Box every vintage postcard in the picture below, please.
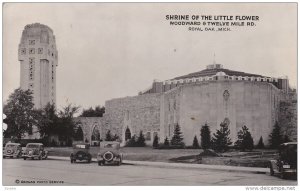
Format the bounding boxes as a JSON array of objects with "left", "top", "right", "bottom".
[{"left": 2, "top": 2, "right": 298, "bottom": 189}]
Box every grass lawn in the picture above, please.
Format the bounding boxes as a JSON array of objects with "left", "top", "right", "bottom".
[
  {"left": 46, "top": 146, "right": 202, "bottom": 162},
  {"left": 46, "top": 146, "right": 277, "bottom": 167}
]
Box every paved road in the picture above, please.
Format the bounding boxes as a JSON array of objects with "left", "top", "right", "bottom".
[{"left": 2, "top": 158, "right": 297, "bottom": 186}]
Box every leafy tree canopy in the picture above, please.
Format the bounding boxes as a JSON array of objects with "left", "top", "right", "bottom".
[
  {"left": 80, "top": 106, "right": 105, "bottom": 117},
  {"left": 3, "top": 88, "right": 38, "bottom": 139}
]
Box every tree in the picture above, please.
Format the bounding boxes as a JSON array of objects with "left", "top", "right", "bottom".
[
  {"left": 152, "top": 134, "right": 159, "bottom": 148},
  {"left": 112, "top": 134, "right": 119, "bottom": 141},
  {"left": 269, "top": 122, "right": 283, "bottom": 149},
  {"left": 80, "top": 106, "right": 105, "bottom": 117},
  {"left": 125, "top": 135, "right": 137, "bottom": 147},
  {"left": 200, "top": 123, "right": 211, "bottom": 150},
  {"left": 164, "top": 137, "right": 170, "bottom": 146},
  {"left": 192, "top": 135, "right": 200, "bottom": 149},
  {"left": 171, "top": 123, "right": 184, "bottom": 146},
  {"left": 3, "top": 88, "right": 38, "bottom": 140},
  {"left": 234, "top": 125, "right": 254, "bottom": 151},
  {"left": 211, "top": 122, "right": 232, "bottom": 152},
  {"left": 283, "top": 135, "right": 291, "bottom": 143},
  {"left": 105, "top": 130, "right": 113, "bottom": 141},
  {"left": 56, "top": 104, "right": 80, "bottom": 146},
  {"left": 36, "top": 103, "right": 59, "bottom": 141},
  {"left": 256, "top": 136, "right": 265, "bottom": 149},
  {"left": 136, "top": 131, "right": 146, "bottom": 147}
]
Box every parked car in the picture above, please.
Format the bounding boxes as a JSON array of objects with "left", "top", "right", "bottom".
[
  {"left": 23, "top": 143, "right": 48, "bottom": 160},
  {"left": 270, "top": 142, "right": 297, "bottom": 179},
  {"left": 3, "top": 143, "right": 22, "bottom": 158},
  {"left": 97, "top": 141, "right": 123, "bottom": 166},
  {"left": 70, "top": 143, "right": 92, "bottom": 163}
]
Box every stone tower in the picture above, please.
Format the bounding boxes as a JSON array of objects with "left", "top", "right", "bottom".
[{"left": 18, "top": 23, "right": 58, "bottom": 109}]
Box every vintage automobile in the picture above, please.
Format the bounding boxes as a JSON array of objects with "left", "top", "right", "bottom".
[
  {"left": 97, "top": 141, "right": 123, "bottom": 166},
  {"left": 270, "top": 142, "right": 297, "bottom": 179},
  {"left": 23, "top": 143, "right": 48, "bottom": 160},
  {"left": 70, "top": 143, "right": 92, "bottom": 163},
  {"left": 3, "top": 143, "right": 22, "bottom": 158}
]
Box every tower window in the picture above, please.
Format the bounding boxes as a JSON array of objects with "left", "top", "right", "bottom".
[
  {"left": 29, "top": 58, "right": 35, "bottom": 80},
  {"left": 29, "top": 83, "right": 34, "bottom": 89},
  {"left": 21, "top": 48, "right": 26, "bottom": 55},
  {"left": 29, "top": 48, "right": 35, "bottom": 54},
  {"left": 29, "top": 40, "right": 35, "bottom": 45},
  {"left": 38, "top": 48, "right": 43, "bottom": 54}
]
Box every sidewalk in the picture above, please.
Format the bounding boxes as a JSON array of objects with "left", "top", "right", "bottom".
[{"left": 48, "top": 156, "right": 269, "bottom": 174}]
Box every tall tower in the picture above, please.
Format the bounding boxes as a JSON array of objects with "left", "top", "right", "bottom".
[{"left": 18, "top": 23, "right": 58, "bottom": 109}]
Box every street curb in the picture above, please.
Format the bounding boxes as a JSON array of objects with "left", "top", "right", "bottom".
[{"left": 48, "top": 156, "right": 269, "bottom": 174}]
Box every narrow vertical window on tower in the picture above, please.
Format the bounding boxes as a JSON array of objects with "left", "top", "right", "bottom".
[
  {"left": 52, "top": 63, "right": 54, "bottom": 81},
  {"left": 29, "top": 58, "right": 35, "bottom": 80}
]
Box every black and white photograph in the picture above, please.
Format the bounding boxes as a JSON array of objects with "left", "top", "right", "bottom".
[{"left": 1, "top": 2, "right": 298, "bottom": 189}]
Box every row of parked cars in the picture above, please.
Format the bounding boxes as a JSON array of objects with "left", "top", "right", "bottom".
[
  {"left": 3, "top": 141, "right": 297, "bottom": 178},
  {"left": 3, "top": 141, "right": 123, "bottom": 166}
]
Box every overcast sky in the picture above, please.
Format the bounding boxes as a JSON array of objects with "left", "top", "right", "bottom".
[{"left": 3, "top": 3, "right": 297, "bottom": 111}]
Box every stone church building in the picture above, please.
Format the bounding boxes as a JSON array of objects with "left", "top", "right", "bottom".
[{"left": 76, "top": 64, "right": 296, "bottom": 146}]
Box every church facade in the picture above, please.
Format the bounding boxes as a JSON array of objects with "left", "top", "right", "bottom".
[{"left": 77, "top": 64, "right": 296, "bottom": 146}]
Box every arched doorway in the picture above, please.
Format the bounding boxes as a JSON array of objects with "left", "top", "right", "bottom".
[
  {"left": 74, "top": 126, "right": 84, "bottom": 141},
  {"left": 91, "top": 125, "right": 100, "bottom": 146},
  {"left": 125, "top": 127, "right": 131, "bottom": 141}
]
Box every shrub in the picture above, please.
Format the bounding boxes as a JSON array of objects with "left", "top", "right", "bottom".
[
  {"left": 269, "top": 121, "right": 283, "bottom": 149},
  {"left": 136, "top": 131, "right": 146, "bottom": 147},
  {"left": 256, "top": 136, "right": 265, "bottom": 149},
  {"left": 192, "top": 135, "right": 200, "bottom": 149},
  {"left": 200, "top": 123, "right": 211, "bottom": 149},
  {"left": 171, "top": 123, "right": 185, "bottom": 147},
  {"left": 211, "top": 122, "right": 232, "bottom": 152},
  {"left": 125, "top": 131, "right": 146, "bottom": 147},
  {"left": 234, "top": 125, "right": 254, "bottom": 151},
  {"left": 112, "top": 134, "right": 119, "bottom": 141},
  {"left": 152, "top": 134, "right": 159, "bottom": 148},
  {"left": 164, "top": 137, "right": 170, "bottom": 146},
  {"left": 125, "top": 135, "right": 137, "bottom": 147},
  {"left": 105, "top": 130, "right": 113, "bottom": 141}
]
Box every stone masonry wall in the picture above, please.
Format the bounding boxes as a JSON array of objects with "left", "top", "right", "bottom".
[{"left": 105, "top": 93, "right": 161, "bottom": 145}]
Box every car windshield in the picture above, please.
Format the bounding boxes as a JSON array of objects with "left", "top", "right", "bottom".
[
  {"left": 74, "top": 144, "right": 88, "bottom": 149},
  {"left": 6, "top": 144, "right": 17, "bottom": 148},
  {"left": 27, "top": 144, "right": 39, "bottom": 148}
]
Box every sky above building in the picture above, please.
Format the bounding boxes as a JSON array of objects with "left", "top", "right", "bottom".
[{"left": 3, "top": 3, "right": 297, "bottom": 111}]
